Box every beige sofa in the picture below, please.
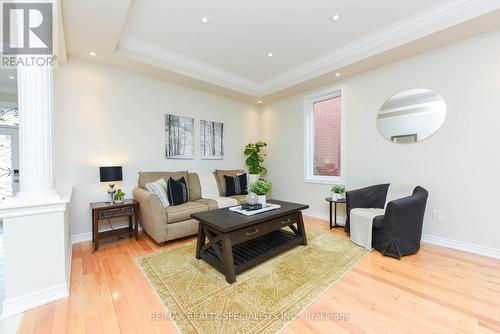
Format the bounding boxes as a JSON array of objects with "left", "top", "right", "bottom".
[{"left": 133, "top": 169, "right": 247, "bottom": 244}]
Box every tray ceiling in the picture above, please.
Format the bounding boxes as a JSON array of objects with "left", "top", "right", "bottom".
[{"left": 62, "top": 0, "right": 500, "bottom": 103}]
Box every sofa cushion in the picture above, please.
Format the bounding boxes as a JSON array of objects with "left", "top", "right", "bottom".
[
  {"left": 229, "top": 195, "right": 247, "bottom": 205},
  {"left": 166, "top": 177, "right": 189, "bottom": 206},
  {"left": 144, "top": 178, "right": 170, "bottom": 208},
  {"left": 224, "top": 173, "right": 248, "bottom": 196},
  {"left": 215, "top": 169, "right": 245, "bottom": 196},
  {"left": 187, "top": 173, "right": 202, "bottom": 200},
  {"left": 192, "top": 198, "right": 219, "bottom": 210},
  {"left": 138, "top": 171, "right": 187, "bottom": 189},
  {"left": 166, "top": 201, "right": 208, "bottom": 224}
]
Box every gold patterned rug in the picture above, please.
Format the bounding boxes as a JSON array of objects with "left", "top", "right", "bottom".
[{"left": 137, "top": 229, "right": 368, "bottom": 334}]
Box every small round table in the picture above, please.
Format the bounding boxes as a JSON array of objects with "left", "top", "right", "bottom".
[{"left": 325, "top": 197, "right": 346, "bottom": 229}]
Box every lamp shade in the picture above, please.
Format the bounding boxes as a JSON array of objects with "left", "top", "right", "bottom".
[{"left": 99, "top": 166, "right": 122, "bottom": 182}]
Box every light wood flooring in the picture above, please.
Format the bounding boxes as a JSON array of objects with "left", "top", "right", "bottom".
[{"left": 17, "top": 217, "right": 500, "bottom": 334}]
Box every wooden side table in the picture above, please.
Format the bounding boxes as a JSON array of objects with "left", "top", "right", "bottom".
[
  {"left": 325, "top": 197, "right": 346, "bottom": 229},
  {"left": 90, "top": 199, "right": 139, "bottom": 251}
]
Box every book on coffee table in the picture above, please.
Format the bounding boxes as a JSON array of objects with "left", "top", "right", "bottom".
[{"left": 229, "top": 203, "right": 281, "bottom": 216}]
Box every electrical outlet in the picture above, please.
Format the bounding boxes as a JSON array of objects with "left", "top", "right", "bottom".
[
  {"left": 94, "top": 144, "right": 105, "bottom": 153},
  {"left": 432, "top": 210, "right": 442, "bottom": 221}
]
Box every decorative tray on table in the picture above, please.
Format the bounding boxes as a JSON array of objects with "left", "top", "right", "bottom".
[{"left": 229, "top": 203, "right": 281, "bottom": 216}]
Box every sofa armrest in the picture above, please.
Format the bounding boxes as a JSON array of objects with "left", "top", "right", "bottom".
[
  {"left": 133, "top": 187, "right": 168, "bottom": 243},
  {"left": 345, "top": 184, "right": 389, "bottom": 232}
]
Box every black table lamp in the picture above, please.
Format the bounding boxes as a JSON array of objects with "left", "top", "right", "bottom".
[{"left": 99, "top": 166, "right": 123, "bottom": 203}]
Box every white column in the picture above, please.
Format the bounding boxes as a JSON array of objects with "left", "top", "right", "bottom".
[
  {"left": 0, "top": 64, "right": 72, "bottom": 317},
  {"left": 15, "top": 64, "right": 59, "bottom": 200}
]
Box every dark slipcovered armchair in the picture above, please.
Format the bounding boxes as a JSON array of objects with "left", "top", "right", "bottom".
[{"left": 345, "top": 184, "right": 428, "bottom": 258}]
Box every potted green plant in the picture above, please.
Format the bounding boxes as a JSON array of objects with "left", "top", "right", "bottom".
[
  {"left": 248, "top": 179, "right": 272, "bottom": 206},
  {"left": 114, "top": 189, "right": 126, "bottom": 203},
  {"left": 244, "top": 141, "right": 267, "bottom": 184},
  {"left": 331, "top": 185, "right": 345, "bottom": 200}
]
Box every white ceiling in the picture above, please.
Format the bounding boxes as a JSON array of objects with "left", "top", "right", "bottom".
[
  {"left": 61, "top": 0, "right": 500, "bottom": 104},
  {"left": 121, "top": 0, "right": 439, "bottom": 82}
]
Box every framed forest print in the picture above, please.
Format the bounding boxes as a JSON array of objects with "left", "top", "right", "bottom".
[
  {"left": 200, "top": 120, "right": 224, "bottom": 160},
  {"left": 165, "top": 114, "right": 194, "bottom": 159}
]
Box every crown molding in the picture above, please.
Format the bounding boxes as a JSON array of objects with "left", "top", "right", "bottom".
[
  {"left": 259, "top": 0, "right": 500, "bottom": 95},
  {"left": 117, "top": 38, "right": 261, "bottom": 96},
  {"left": 115, "top": 0, "right": 500, "bottom": 98}
]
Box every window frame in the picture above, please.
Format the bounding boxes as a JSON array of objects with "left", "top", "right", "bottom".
[{"left": 303, "top": 85, "right": 346, "bottom": 185}]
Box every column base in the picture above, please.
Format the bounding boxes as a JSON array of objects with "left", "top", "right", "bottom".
[
  {"left": 0, "top": 187, "right": 73, "bottom": 318},
  {"left": 4, "top": 192, "right": 60, "bottom": 207},
  {"left": 1, "top": 186, "right": 72, "bottom": 211}
]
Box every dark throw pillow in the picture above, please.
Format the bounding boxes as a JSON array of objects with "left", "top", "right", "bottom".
[
  {"left": 224, "top": 173, "right": 248, "bottom": 196},
  {"left": 166, "top": 177, "right": 189, "bottom": 206}
]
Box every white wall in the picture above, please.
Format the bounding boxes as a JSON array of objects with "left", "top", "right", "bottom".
[
  {"left": 54, "top": 58, "right": 260, "bottom": 236},
  {"left": 261, "top": 29, "right": 500, "bottom": 251}
]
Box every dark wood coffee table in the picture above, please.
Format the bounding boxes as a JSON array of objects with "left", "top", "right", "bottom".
[{"left": 192, "top": 200, "right": 309, "bottom": 284}]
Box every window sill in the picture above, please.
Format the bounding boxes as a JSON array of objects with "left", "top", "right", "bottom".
[{"left": 304, "top": 176, "right": 343, "bottom": 185}]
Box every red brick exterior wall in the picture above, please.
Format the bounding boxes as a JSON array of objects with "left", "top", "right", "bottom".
[{"left": 313, "top": 96, "right": 341, "bottom": 176}]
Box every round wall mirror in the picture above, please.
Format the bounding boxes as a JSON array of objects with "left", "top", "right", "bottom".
[{"left": 377, "top": 89, "right": 446, "bottom": 144}]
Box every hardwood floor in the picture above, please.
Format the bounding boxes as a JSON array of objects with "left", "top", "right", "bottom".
[{"left": 18, "top": 216, "right": 500, "bottom": 334}]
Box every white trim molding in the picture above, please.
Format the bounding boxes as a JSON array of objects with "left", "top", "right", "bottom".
[
  {"left": 70, "top": 223, "right": 143, "bottom": 245},
  {"left": 1, "top": 284, "right": 69, "bottom": 319},
  {"left": 260, "top": 0, "right": 500, "bottom": 95},
  {"left": 303, "top": 212, "right": 499, "bottom": 259},
  {"left": 117, "top": 38, "right": 261, "bottom": 96},
  {"left": 303, "top": 85, "right": 346, "bottom": 185},
  {"left": 0, "top": 199, "right": 69, "bottom": 218},
  {"left": 71, "top": 232, "right": 93, "bottom": 244},
  {"left": 303, "top": 209, "right": 346, "bottom": 226},
  {"left": 422, "top": 234, "right": 500, "bottom": 259},
  {"left": 114, "top": 0, "right": 500, "bottom": 97}
]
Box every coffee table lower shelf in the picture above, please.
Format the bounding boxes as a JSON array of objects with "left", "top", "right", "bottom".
[
  {"left": 193, "top": 201, "right": 309, "bottom": 284},
  {"left": 200, "top": 229, "right": 302, "bottom": 278}
]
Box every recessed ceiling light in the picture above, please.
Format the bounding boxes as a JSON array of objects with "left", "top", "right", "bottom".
[
  {"left": 89, "top": 51, "right": 97, "bottom": 57},
  {"left": 332, "top": 13, "right": 341, "bottom": 21},
  {"left": 8, "top": 75, "right": 15, "bottom": 80},
  {"left": 267, "top": 52, "right": 273, "bottom": 57},
  {"left": 335, "top": 72, "right": 341, "bottom": 77},
  {"left": 201, "top": 16, "right": 209, "bottom": 23},
  {"left": 258, "top": 100, "right": 262, "bottom": 104}
]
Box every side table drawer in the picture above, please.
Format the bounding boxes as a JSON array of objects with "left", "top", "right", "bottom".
[{"left": 98, "top": 206, "right": 134, "bottom": 219}]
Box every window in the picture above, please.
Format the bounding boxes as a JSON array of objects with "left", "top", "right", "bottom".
[
  {"left": 304, "top": 87, "right": 344, "bottom": 184},
  {"left": 0, "top": 106, "right": 18, "bottom": 201}
]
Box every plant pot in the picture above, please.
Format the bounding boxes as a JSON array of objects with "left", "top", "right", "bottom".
[
  {"left": 248, "top": 173, "right": 260, "bottom": 184},
  {"left": 331, "top": 192, "right": 343, "bottom": 200},
  {"left": 257, "top": 195, "right": 267, "bottom": 206}
]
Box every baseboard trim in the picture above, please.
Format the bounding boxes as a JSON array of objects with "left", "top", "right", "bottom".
[
  {"left": 66, "top": 238, "right": 73, "bottom": 288},
  {"left": 303, "top": 211, "right": 500, "bottom": 259},
  {"left": 303, "top": 209, "right": 346, "bottom": 226},
  {"left": 1, "top": 283, "right": 69, "bottom": 319},
  {"left": 70, "top": 232, "right": 92, "bottom": 244},
  {"left": 421, "top": 234, "right": 500, "bottom": 259},
  {"left": 70, "top": 225, "right": 143, "bottom": 245}
]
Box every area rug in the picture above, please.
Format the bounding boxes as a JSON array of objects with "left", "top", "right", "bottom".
[{"left": 137, "top": 229, "right": 368, "bottom": 334}]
